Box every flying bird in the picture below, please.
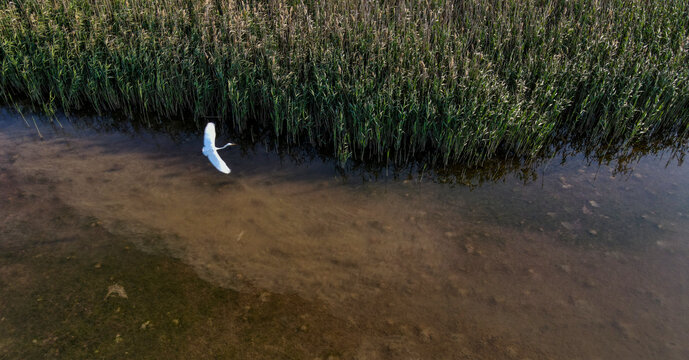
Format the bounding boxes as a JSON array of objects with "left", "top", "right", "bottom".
[{"left": 202, "top": 122, "right": 235, "bottom": 174}]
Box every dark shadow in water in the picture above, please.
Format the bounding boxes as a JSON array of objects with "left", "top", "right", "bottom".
[{"left": 6, "top": 106, "right": 688, "bottom": 188}]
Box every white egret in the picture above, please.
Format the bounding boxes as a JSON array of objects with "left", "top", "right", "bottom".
[{"left": 202, "top": 122, "right": 235, "bottom": 174}]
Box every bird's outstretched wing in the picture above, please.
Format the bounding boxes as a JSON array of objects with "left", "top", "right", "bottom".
[
  {"left": 206, "top": 148, "right": 231, "bottom": 174},
  {"left": 203, "top": 122, "right": 232, "bottom": 174},
  {"left": 204, "top": 122, "right": 216, "bottom": 149}
]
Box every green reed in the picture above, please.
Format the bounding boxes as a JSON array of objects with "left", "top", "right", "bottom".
[{"left": 1, "top": 0, "right": 688, "bottom": 166}]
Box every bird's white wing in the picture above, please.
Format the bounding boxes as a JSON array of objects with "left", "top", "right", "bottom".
[
  {"left": 204, "top": 122, "right": 216, "bottom": 149},
  {"left": 206, "top": 148, "right": 231, "bottom": 174}
]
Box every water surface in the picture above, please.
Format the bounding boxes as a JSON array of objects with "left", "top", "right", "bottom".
[{"left": 1, "top": 109, "right": 689, "bottom": 359}]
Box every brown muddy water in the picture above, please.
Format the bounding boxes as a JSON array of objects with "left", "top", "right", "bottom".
[{"left": 1, "top": 109, "right": 689, "bottom": 360}]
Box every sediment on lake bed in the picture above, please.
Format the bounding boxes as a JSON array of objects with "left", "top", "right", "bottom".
[{"left": 1, "top": 0, "right": 688, "bottom": 167}]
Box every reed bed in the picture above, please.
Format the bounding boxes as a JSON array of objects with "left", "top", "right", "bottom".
[{"left": 1, "top": 0, "right": 688, "bottom": 166}]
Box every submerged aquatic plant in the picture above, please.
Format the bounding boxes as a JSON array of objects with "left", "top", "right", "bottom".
[{"left": 0, "top": 0, "right": 688, "bottom": 168}]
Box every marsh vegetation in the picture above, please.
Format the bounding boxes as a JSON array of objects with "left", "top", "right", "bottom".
[{"left": 1, "top": 0, "right": 688, "bottom": 167}]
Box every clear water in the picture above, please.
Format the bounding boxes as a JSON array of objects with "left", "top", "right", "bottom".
[{"left": 1, "top": 109, "right": 689, "bottom": 359}]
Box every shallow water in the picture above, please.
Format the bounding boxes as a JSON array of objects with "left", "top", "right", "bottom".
[{"left": 1, "top": 109, "right": 689, "bottom": 359}]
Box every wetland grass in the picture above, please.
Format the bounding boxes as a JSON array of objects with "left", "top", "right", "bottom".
[{"left": 1, "top": 0, "right": 688, "bottom": 167}]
